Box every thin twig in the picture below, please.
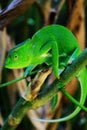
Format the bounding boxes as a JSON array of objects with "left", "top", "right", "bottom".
[{"left": 0, "top": 0, "right": 36, "bottom": 29}]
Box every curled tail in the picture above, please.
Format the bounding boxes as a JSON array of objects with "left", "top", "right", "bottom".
[{"left": 32, "top": 67, "right": 87, "bottom": 122}]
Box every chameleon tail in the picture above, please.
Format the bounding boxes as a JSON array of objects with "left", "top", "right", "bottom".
[{"left": 32, "top": 67, "right": 87, "bottom": 122}]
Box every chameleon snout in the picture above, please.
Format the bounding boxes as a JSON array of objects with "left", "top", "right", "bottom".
[{"left": 4, "top": 57, "right": 11, "bottom": 68}]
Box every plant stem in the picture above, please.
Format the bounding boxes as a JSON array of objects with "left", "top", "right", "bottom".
[
  {"left": 0, "top": 76, "right": 24, "bottom": 88},
  {"left": 61, "top": 88, "right": 87, "bottom": 111}
]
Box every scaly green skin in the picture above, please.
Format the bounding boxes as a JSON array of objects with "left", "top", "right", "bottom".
[
  {"left": 3, "top": 25, "right": 87, "bottom": 122},
  {"left": 5, "top": 25, "right": 81, "bottom": 76}
]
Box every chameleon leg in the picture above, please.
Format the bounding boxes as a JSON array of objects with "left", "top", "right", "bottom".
[
  {"left": 40, "top": 40, "right": 59, "bottom": 110},
  {"left": 55, "top": 49, "right": 80, "bottom": 77},
  {"left": 23, "top": 64, "right": 37, "bottom": 77},
  {"left": 51, "top": 41, "right": 59, "bottom": 77},
  {"left": 68, "top": 48, "right": 81, "bottom": 64},
  {"left": 57, "top": 49, "right": 80, "bottom": 75},
  {"left": 40, "top": 40, "right": 59, "bottom": 78}
]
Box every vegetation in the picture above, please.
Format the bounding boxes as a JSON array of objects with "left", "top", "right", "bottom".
[{"left": 0, "top": 0, "right": 87, "bottom": 130}]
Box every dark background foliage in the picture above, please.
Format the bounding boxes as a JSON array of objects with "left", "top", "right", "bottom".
[{"left": 0, "top": 0, "right": 87, "bottom": 130}]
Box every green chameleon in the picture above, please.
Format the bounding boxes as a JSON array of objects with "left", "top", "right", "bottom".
[{"left": 1, "top": 24, "right": 87, "bottom": 122}]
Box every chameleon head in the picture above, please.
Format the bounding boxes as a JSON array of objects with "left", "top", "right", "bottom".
[{"left": 5, "top": 39, "right": 33, "bottom": 69}]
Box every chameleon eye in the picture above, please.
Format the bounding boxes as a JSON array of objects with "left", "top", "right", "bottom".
[{"left": 13, "top": 53, "right": 19, "bottom": 60}]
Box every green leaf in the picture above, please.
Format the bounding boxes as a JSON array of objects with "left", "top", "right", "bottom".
[{"left": 51, "top": 94, "right": 58, "bottom": 111}]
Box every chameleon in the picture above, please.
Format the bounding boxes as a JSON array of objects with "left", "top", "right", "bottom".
[{"left": 2, "top": 24, "right": 87, "bottom": 122}]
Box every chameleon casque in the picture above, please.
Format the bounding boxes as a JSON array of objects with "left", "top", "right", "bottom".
[{"left": 2, "top": 25, "right": 87, "bottom": 122}]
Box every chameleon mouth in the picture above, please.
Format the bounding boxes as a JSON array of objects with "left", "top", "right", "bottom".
[
  {"left": 4, "top": 57, "right": 11, "bottom": 68},
  {"left": 4, "top": 62, "right": 11, "bottom": 69},
  {"left": 4, "top": 60, "right": 27, "bottom": 69},
  {"left": 4, "top": 61, "right": 8, "bottom": 68},
  {"left": 4, "top": 60, "right": 14, "bottom": 69}
]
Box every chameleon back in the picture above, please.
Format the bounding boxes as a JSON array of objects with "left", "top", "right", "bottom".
[{"left": 32, "top": 25, "right": 81, "bottom": 56}]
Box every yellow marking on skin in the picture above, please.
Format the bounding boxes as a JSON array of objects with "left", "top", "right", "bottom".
[{"left": 41, "top": 54, "right": 51, "bottom": 58}]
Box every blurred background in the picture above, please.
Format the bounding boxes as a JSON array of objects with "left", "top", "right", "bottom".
[{"left": 0, "top": 0, "right": 87, "bottom": 130}]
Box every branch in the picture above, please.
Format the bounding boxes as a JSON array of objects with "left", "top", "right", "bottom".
[
  {"left": 0, "top": 0, "right": 36, "bottom": 30},
  {"left": 1, "top": 49, "right": 87, "bottom": 130}
]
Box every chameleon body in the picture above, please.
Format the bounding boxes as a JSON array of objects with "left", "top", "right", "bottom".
[{"left": 4, "top": 25, "right": 87, "bottom": 122}]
